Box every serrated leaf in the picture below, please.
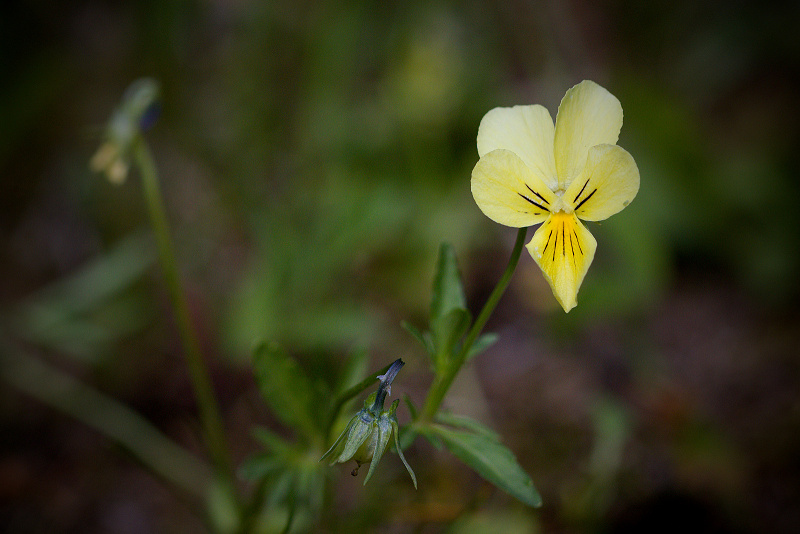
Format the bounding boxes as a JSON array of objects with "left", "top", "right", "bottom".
[
  {"left": 431, "top": 243, "right": 467, "bottom": 322},
  {"left": 252, "top": 342, "right": 318, "bottom": 439},
  {"left": 466, "top": 333, "right": 499, "bottom": 362},
  {"left": 425, "top": 424, "right": 542, "bottom": 507}
]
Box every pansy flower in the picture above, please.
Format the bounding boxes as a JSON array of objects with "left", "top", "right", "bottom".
[{"left": 471, "top": 80, "right": 640, "bottom": 312}]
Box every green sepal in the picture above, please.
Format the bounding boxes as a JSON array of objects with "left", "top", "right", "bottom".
[
  {"left": 362, "top": 414, "right": 392, "bottom": 485},
  {"left": 335, "top": 410, "right": 374, "bottom": 464},
  {"left": 392, "top": 420, "right": 418, "bottom": 489},
  {"left": 319, "top": 416, "right": 357, "bottom": 464}
]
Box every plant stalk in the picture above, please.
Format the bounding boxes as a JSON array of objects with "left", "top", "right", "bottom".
[
  {"left": 419, "top": 227, "right": 527, "bottom": 422},
  {"left": 132, "top": 137, "right": 234, "bottom": 485}
]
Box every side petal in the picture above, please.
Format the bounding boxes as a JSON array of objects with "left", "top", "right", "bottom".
[
  {"left": 554, "top": 80, "right": 623, "bottom": 190},
  {"left": 472, "top": 149, "right": 556, "bottom": 228},
  {"left": 565, "top": 144, "right": 639, "bottom": 222},
  {"left": 477, "top": 105, "right": 558, "bottom": 190},
  {"left": 526, "top": 213, "right": 597, "bottom": 312}
]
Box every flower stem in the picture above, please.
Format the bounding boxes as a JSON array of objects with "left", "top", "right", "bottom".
[
  {"left": 132, "top": 137, "right": 234, "bottom": 485},
  {"left": 419, "top": 227, "right": 527, "bottom": 422},
  {"left": 371, "top": 358, "right": 404, "bottom": 414}
]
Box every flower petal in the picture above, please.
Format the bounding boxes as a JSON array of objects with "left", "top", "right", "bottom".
[
  {"left": 526, "top": 213, "right": 597, "bottom": 312},
  {"left": 554, "top": 80, "right": 623, "bottom": 190},
  {"left": 565, "top": 144, "right": 640, "bottom": 221},
  {"left": 471, "top": 149, "right": 556, "bottom": 228},
  {"left": 477, "top": 105, "right": 558, "bottom": 190}
]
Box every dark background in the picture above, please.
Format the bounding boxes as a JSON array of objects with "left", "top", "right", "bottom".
[{"left": 2, "top": 0, "right": 799, "bottom": 532}]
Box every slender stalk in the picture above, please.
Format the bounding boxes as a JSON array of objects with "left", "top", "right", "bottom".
[
  {"left": 132, "top": 138, "right": 234, "bottom": 485},
  {"left": 371, "top": 359, "right": 404, "bottom": 414},
  {"left": 419, "top": 227, "right": 528, "bottom": 422}
]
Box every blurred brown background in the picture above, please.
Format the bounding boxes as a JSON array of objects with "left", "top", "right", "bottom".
[{"left": 1, "top": 0, "right": 799, "bottom": 532}]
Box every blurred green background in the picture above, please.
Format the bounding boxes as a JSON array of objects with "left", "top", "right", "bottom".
[{"left": 2, "top": 0, "right": 800, "bottom": 532}]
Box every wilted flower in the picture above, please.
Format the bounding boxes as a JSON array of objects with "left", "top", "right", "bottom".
[
  {"left": 91, "top": 78, "right": 161, "bottom": 184},
  {"left": 321, "top": 359, "right": 417, "bottom": 488},
  {"left": 471, "top": 80, "right": 640, "bottom": 312}
]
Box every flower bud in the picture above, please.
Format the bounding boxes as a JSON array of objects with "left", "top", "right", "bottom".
[{"left": 321, "top": 360, "right": 416, "bottom": 488}]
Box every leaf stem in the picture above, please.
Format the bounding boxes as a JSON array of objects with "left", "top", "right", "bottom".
[
  {"left": 419, "top": 227, "right": 527, "bottom": 422},
  {"left": 132, "top": 137, "right": 235, "bottom": 486}
]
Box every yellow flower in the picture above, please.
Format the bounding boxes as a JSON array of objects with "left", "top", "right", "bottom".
[{"left": 471, "top": 80, "right": 640, "bottom": 312}]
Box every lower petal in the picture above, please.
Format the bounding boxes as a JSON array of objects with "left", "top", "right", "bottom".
[{"left": 526, "top": 213, "right": 597, "bottom": 312}]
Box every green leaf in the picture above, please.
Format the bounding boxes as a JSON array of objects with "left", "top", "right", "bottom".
[
  {"left": 14, "top": 232, "right": 155, "bottom": 362},
  {"left": 434, "top": 413, "right": 500, "bottom": 441},
  {"left": 429, "top": 308, "right": 470, "bottom": 375},
  {"left": 403, "top": 394, "right": 418, "bottom": 420},
  {"left": 334, "top": 346, "right": 369, "bottom": 397},
  {"left": 252, "top": 342, "right": 318, "bottom": 440},
  {"left": 466, "top": 333, "right": 499, "bottom": 362},
  {"left": 431, "top": 243, "right": 467, "bottom": 322},
  {"left": 252, "top": 426, "right": 293, "bottom": 455},
  {"left": 425, "top": 424, "right": 542, "bottom": 507},
  {"left": 238, "top": 452, "right": 284, "bottom": 481},
  {"left": 401, "top": 320, "right": 434, "bottom": 356}
]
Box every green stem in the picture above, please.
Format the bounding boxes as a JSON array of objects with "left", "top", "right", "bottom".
[
  {"left": 419, "top": 227, "right": 528, "bottom": 422},
  {"left": 132, "top": 138, "right": 234, "bottom": 486}
]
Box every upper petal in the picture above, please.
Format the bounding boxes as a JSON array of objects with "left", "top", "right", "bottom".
[
  {"left": 554, "top": 80, "right": 623, "bottom": 190},
  {"left": 477, "top": 105, "right": 558, "bottom": 190},
  {"left": 526, "top": 213, "right": 597, "bottom": 312},
  {"left": 565, "top": 144, "right": 640, "bottom": 221},
  {"left": 472, "top": 149, "right": 556, "bottom": 228}
]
